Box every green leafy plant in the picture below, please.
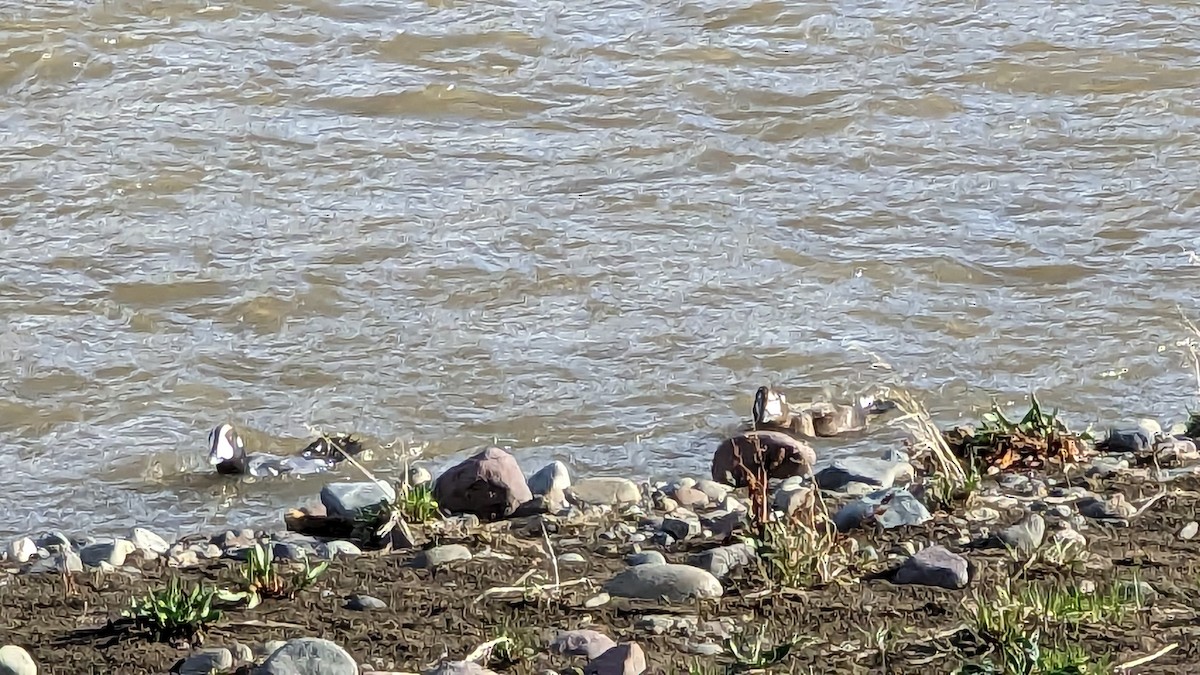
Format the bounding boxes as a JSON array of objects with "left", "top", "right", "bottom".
[
  {"left": 724, "top": 626, "right": 802, "bottom": 672},
  {"left": 947, "top": 394, "right": 1091, "bottom": 474},
  {"left": 122, "top": 577, "right": 221, "bottom": 641},
  {"left": 352, "top": 483, "right": 441, "bottom": 544},
  {"left": 220, "top": 543, "right": 327, "bottom": 608}
]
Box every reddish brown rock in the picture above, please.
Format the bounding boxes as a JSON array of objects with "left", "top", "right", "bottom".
[
  {"left": 711, "top": 430, "right": 816, "bottom": 488},
  {"left": 432, "top": 446, "right": 532, "bottom": 521}
]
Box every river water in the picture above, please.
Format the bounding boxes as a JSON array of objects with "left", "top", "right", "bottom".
[{"left": 2, "top": 0, "right": 1199, "bottom": 541}]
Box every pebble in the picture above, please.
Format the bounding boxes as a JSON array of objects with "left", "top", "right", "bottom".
[
  {"left": 694, "top": 479, "right": 731, "bottom": 502},
  {"left": 559, "top": 553, "right": 587, "bottom": 564},
  {"left": 259, "top": 638, "right": 358, "bottom": 675},
  {"left": 659, "top": 516, "right": 700, "bottom": 541},
  {"left": 568, "top": 478, "right": 641, "bottom": 506},
  {"left": 177, "top": 648, "right": 233, "bottom": 675},
  {"left": 321, "top": 482, "right": 396, "bottom": 520},
  {"left": 584, "top": 643, "right": 647, "bottom": 675},
  {"left": 625, "top": 551, "right": 666, "bottom": 566},
  {"left": 319, "top": 541, "right": 362, "bottom": 559},
  {"left": 671, "top": 486, "right": 709, "bottom": 510},
  {"left": 1077, "top": 494, "right": 1137, "bottom": 521},
  {"left": 964, "top": 507, "right": 1000, "bottom": 523},
  {"left": 412, "top": 544, "right": 473, "bottom": 569},
  {"left": 345, "top": 594, "right": 387, "bottom": 611},
  {"left": 888, "top": 545, "right": 969, "bottom": 589},
  {"left": 1180, "top": 521, "right": 1199, "bottom": 540},
  {"left": 0, "top": 645, "right": 36, "bottom": 675},
  {"left": 584, "top": 593, "right": 610, "bottom": 608},
  {"left": 773, "top": 485, "right": 814, "bottom": 518},
  {"left": 549, "top": 629, "right": 617, "bottom": 659},
  {"left": 232, "top": 642, "right": 255, "bottom": 664},
  {"left": 688, "top": 543, "right": 756, "bottom": 579},
  {"left": 528, "top": 461, "right": 572, "bottom": 497},
  {"left": 815, "top": 458, "right": 914, "bottom": 491},
  {"left": 604, "top": 563, "right": 723, "bottom": 601}
]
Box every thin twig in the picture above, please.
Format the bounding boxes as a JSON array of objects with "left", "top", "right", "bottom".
[
  {"left": 541, "top": 521, "right": 561, "bottom": 595},
  {"left": 473, "top": 578, "right": 593, "bottom": 602},
  {"left": 1115, "top": 642, "right": 1178, "bottom": 671}
]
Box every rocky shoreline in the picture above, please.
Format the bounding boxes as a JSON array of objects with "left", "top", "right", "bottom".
[{"left": 3, "top": 396, "right": 1200, "bottom": 674}]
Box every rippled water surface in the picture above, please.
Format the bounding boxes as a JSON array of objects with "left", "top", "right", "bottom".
[{"left": 2, "top": 0, "right": 1200, "bottom": 540}]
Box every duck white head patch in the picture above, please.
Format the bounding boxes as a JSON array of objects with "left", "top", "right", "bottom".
[{"left": 208, "top": 423, "right": 243, "bottom": 464}]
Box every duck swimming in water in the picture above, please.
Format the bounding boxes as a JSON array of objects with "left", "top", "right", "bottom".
[
  {"left": 747, "top": 385, "right": 897, "bottom": 438},
  {"left": 207, "top": 423, "right": 367, "bottom": 477}
]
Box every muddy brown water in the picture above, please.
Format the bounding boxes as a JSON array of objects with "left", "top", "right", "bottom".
[{"left": 2, "top": 0, "right": 1200, "bottom": 540}]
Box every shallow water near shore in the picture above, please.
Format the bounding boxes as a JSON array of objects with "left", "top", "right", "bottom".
[{"left": 2, "top": 0, "right": 1200, "bottom": 540}]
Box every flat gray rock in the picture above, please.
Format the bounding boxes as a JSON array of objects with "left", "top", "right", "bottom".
[
  {"left": 688, "top": 543, "right": 756, "bottom": 579},
  {"left": 815, "top": 458, "right": 913, "bottom": 491},
  {"left": 889, "top": 545, "right": 969, "bottom": 589},
  {"left": 258, "top": 637, "right": 358, "bottom": 675},
  {"left": 528, "top": 461, "right": 571, "bottom": 497},
  {"left": 994, "top": 513, "right": 1045, "bottom": 555},
  {"left": 177, "top": 648, "right": 233, "bottom": 675},
  {"left": 568, "top": 478, "right": 641, "bottom": 506},
  {"left": 834, "top": 488, "right": 930, "bottom": 531},
  {"left": 0, "top": 645, "right": 37, "bottom": 675},
  {"left": 321, "top": 482, "right": 396, "bottom": 520},
  {"left": 412, "top": 544, "right": 473, "bottom": 569},
  {"left": 659, "top": 516, "right": 700, "bottom": 541},
  {"left": 548, "top": 629, "right": 617, "bottom": 659},
  {"left": 604, "top": 563, "right": 722, "bottom": 601},
  {"left": 1077, "top": 494, "right": 1136, "bottom": 521}
]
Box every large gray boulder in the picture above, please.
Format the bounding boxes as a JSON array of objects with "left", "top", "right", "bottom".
[
  {"left": 433, "top": 447, "right": 532, "bottom": 521},
  {"left": 604, "top": 563, "right": 723, "bottom": 601},
  {"left": 258, "top": 637, "right": 357, "bottom": 675}
]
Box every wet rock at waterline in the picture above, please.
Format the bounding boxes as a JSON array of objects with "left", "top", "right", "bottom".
[
  {"left": 258, "top": 637, "right": 358, "bottom": 675},
  {"left": 604, "top": 563, "right": 722, "bottom": 601},
  {"left": 433, "top": 447, "right": 533, "bottom": 521},
  {"left": 833, "top": 488, "right": 930, "bottom": 532},
  {"left": 320, "top": 482, "right": 396, "bottom": 521},
  {"left": 886, "top": 545, "right": 970, "bottom": 589},
  {"left": 711, "top": 430, "right": 816, "bottom": 487},
  {"left": 528, "top": 460, "right": 571, "bottom": 497}
]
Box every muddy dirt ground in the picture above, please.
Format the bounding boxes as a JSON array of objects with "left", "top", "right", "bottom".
[{"left": 3, "top": 474, "right": 1200, "bottom": 674}]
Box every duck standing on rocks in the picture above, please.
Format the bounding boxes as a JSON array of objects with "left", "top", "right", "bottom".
[
  {"left": 749, "top": 385, "right": 897, "bottom": 438},
  {"left": 207, "top": 423, "right": 367, "bottom": 477}
]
